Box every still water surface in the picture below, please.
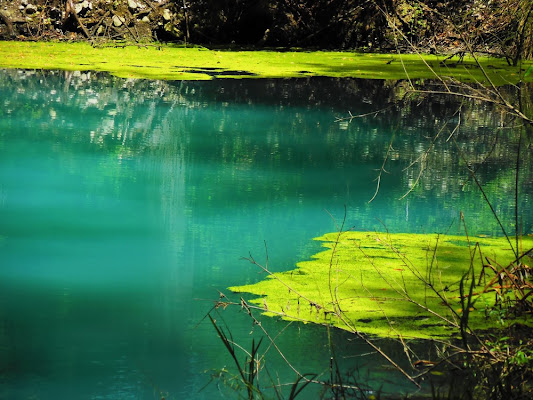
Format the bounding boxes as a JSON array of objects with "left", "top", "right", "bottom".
[{"left": 0, "top": 70, "right": 530, "bottom": 399}]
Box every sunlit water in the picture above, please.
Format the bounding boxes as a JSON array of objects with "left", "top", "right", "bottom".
[{"left": 0, "top": 70, "right": 530, "bottom": 399}]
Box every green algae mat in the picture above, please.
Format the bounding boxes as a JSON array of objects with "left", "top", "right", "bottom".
[
  {"left": 230, "top": 232, "right": 533, "bottom": 339},
  {"left": 0, "top": 41, "right": 531, "bottom": 84}
]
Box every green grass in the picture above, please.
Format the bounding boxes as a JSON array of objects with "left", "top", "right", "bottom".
[
  {"left": 230, "top": 232, "right": 533, "bottom": 339},
  {"left": 0, "top": 41, "right": 531, "bottom": 84}
]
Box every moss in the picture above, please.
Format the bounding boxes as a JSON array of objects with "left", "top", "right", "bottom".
[
  {"left": 230, "top": 232, "right": 533, "bottom": 339},
  {"left": 0, "top": 41, "right": 531, "bottom": 84}
]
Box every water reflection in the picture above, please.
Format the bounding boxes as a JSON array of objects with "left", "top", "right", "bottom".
[{"left": 0, "top": 69, "right": 530, "bottom": 399}]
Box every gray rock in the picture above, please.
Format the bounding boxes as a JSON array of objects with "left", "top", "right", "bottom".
[
  {"left": 112, "top": 14, "right": 124, "bottom": 27},
  {"left": 24, "top": 4, "right": 38, "bottom": 14}
]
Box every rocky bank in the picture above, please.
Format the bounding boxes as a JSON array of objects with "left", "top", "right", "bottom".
[{"left": 0, "top": 0, "right": 183, "bottom": 43}]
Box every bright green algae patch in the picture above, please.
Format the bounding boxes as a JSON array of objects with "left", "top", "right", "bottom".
[
  {"left": 0, "top": 41, "right": 531, "bottom": 84},
  {"left": 230, "top": 232, "right": 533, "bottom": 339}
]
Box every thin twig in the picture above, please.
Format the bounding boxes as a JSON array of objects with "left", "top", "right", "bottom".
[{"left": 369, "top": 138, "right": 394, "bottom": 203}]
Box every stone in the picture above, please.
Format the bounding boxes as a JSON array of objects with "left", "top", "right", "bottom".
[
  {"left": 141, "top": 16, "right": 150, "bottom": 23},
  {"left": 49, "top": 7, "right": 61, "bottom": 20},
  {"left": 128, "top": 0, "right": 138, "bottom": 9},
  {"left": 112, "top": 14, "right": 123, "bottom": 27},
  {"left": 74, "top": 1, "right": 91, "bottom": 16},
  {"left": 24, "top": 4, "right": 38, "bottom": 14},
  {"left": 162, "top": 9, "right": 172, "bottom": 21}
]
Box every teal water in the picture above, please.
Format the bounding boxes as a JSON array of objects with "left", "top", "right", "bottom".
[{"left": 0, "top": 70, "right": 530, "bottom": 399}]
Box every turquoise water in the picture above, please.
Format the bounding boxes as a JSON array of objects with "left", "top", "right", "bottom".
[{"left": 0, "top": 70, "right": 530, "bottom": 399}]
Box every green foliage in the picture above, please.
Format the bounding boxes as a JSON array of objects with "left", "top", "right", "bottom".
[
  {"left": 468, "top": 331, "right": 533, "bottom": 399},
  {"left": 396, "top": 1, "right": 428, "bottom": 38}
]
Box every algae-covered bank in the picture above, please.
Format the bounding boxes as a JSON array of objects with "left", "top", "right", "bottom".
[
  {"left": 231, "top": 231, "right": 533, "bottom": 339},
  {"left": 0, "top": 41, "right": 532, "bottom": 83}
]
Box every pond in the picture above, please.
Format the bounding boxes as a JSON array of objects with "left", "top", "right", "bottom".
[{"left": 0, "top": 69, "right": 530, "bottom": 399}]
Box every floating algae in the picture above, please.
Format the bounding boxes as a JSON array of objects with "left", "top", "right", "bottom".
[{"left": 230, "top": 231, "right": 533, "bottom": 338}]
